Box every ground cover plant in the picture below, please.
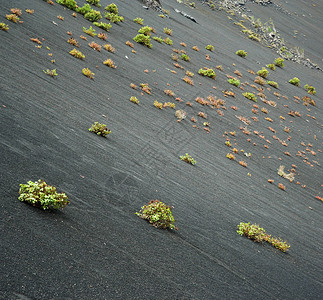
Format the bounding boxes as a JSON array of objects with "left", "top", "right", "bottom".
[
  {"left": 0, "top": 23, "right": 9, "bottom": 31},
  {"left": 304, "top": 84, "right": 316, "bottom": 95},
  {"left": 164, "top": 37, "right": 173, "bottom": 45},
  {"left": 198, "top": 68, "right": 216, "bottom": 79},
  {"left": 88, "top": 122, "right": 110, "bottom": 136},
  {"left": 289, "top": 77, "right": 300, "bottom": 86},
  {"left": 87, "top": 0, "right": 101, "bottom": 8},
  {"left": 237, "top": 222, "right": 290, "bottom": 252},
  {"left": 93, "top": 22, "right": 112, "bottom": 32},
  {"left": 236, "top": 50, "right": 247, "bottom": 57},
  {"left": 82, "top": 68, "right": 95, "bottom": 79},
  {"left": 257, "top": 68, "right": 269, "bottom": 78},
  {"left": 77, "top": 4, "right": 92, "bottom": 15},
  {"left": 267, "top": 81, "right": 278, "bottom": 88},
  {"left": 103, "top": 58, "right": 116, "bottom": 68},
  {"left": 243, "top": 92, "right": 257, "bottom": 102},
  {"left": 130, "top": 96, "right": 139, "bottom": 104},
  {"left": 83, "top": 26, "right": 97, "bottom": 37},
  {"left": 69, "top": 48, "right": 85, "bottom": 59},
  {"left": 18, "top": 179, "right": 69, "bottom": 210},
  {"left": 205, "top": 44, "right": 214, "bottom": 51},
  {"left": 6, "top": 14, "right": 19, "bottom": 23},
  {"left": 274, "top": 57, "right": 284, "bottom": 67},
  {"left": 43, "top": 68, "right": 58, "bottom": 77},
  {"left": 153, "top": 36, "right": 163, "bottom": 43},
  {"left": 228, "top": 78, "right": 240, "bottom": 87},
  {"left": 133, "top": 34, "right": 152, "bottom": 48},
  {"left": 133, "top": 18, "right": 143, "bottom": 25},
  {"left": 84, "top": 10, "right": 102, "bottom": 22},
  {"left": 266, "top": 63, "right": 275, "bottom": 70},
  {"left": 56, "top": 0, "right": 77, "bottom": 10},
  {"left": 180, "top": 153, "right": 196, "bottom": 165},
  {"left": 136, "top": 200, "right": 177, "bottom": 230}
]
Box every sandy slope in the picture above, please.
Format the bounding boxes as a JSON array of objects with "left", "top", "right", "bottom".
[{"left": 0, "top": 0, "right": 322, "bottom": 299}]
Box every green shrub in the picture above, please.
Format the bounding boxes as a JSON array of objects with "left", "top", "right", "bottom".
[
  {"left": 88, "top": 122, "right": 111, "bottom": 136},
  {"left": 274, "top": 57, "right": 284, "bottom": 67},
  {"left": 289, "top": 77, "right": 300, "bottom": 86},
  {"left": 105, "top": 3, "right": 118, "bottom": 14},
  {"left": 84, "top": 10, "right": 102, "bottom": 22},
  {"left": 237, "top": 222, "right": 291, "bottom": 252},
  {"left": 228, "top": 78, "right": 240, "bottom": 87},
  {"left": 198, "top": 68, "right": 216, "bottom": 79},
  {"left": 266, "top": 63, "right": 276, "bottom": 70},
  {"left": 180, "top": 153, "right": 196, "bottom": 165},
  {"left": 133, "top": 17, "right": 144, "bottom": 25},
  {"left": 18, "top": 179, "right": 69, "bottom": 210},
  {"left": 304, "top": 84, "right": 316, "bottom": 95},
  {"left": 164, "top": 27, "right": 172, "bottom": 35},
  {"left": 105, "top": 12, "right": 124, "bottom": 23},
  {"left": 249, "top": 34, "right": 260, "bottom": 42},
  {"left": 69, "top": 48, "right": 85, "bottom": 59},
  {"left": 236, "top": 50, "right": 247, "bottom": 58},
  {"left": 0, "top": 23, "right": 9, "bottom": 31},
  {"left": 43, "top": 69, "right": 58, "bottom": 77},
  {"left": 257, "top": 68, "right": 269, "bottom": 78},
  {"left": 83, "top": 26, "right": 97, "bottom": 37},
  {"left": 56, "top": 0, "right": 77, "bottom": 10},
  {"left": 136, "top": 200, "right": 177, "bottom": 230},
  {"left": 243, "top": 92, "right": 257, "bottom": 102},
  {"left": 267, "top": 81, "right": 279, "bottom": 88},
  {"left": 138, "top": 25, "right": 152, "bottom": 36},
  {"left": 133, "top": 34, "right": 152, "bottom": 48},
  {"left": 93, "top": 21, "right": 111, "bottom": 32},
  {"left": 76, "top": 3, "right": 92, "bottom": 15},
  {"left": 180, "top": 53, "right": 190, "bottom": 61},
  {"left": 164, "top": 37, "right": 173, "bottom": 45},
  {"left": 153, "top": 36, "right": 163, "bottom": 43},
  {"left": 82, "top": 68, "right": 95, "bottom": 79},
  {"left": 86, "top": 0, "right": 101, "bottom": 8},
  {"left": 205, "top": 44, "right": 214, "bottom": 51},
  {"left": 6, "top": 14, "right": 19, "bottom": 23}
]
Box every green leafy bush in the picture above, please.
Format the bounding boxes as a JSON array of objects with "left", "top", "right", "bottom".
[
  {"left": 181, "top": 53, "right": 190, "bottom": 61},
  {"left": 236, "top": 50, "right": 247, "bottom": 58},
  {"left": 153, "top": 36, "right": 163, "bottom": 43},
  {"left": 133, "top": 17, "right": 144, "bottom": 25},
  {"left": 205, "top": 44, "right": 214, "bottom": 51},
  {"left": 266, "top": 63, "right": 276, "bottom": 70},
  {"left": 138, "top": 25, "right": 152, "bottom": 36},
  {"left": 133, "top": 34, "right": 152, "bottom": 48},
  {"left": 198, "top": 68, "right": 216, "bottom": 79},
  {"left": 93, "top": 22, "right": 111, "bottom": 32},
  {"left": 76, "top": 3, "right": 92, "bottom": 15},
  {"left": 84, "top": 10, "right": 102, "bottom": 22},
  {"left": 257, "top": 68, "right": 269, "bottom": 78},
  {"left": 180, "top": 153, "right": 196, "bottom": 165},
  {"left": 56, "top": 0, "right": 77, "bottom": 10},
  {"left": 105, "top": 12, "right": 124, "bottom": 23},
  {"left": 228, "top": 78, "right": 240, "bottom": 87},
  {"left": 304, "top": 84, "right": 316, "bottom": 95},
  {"left": 105, "top": 3, "right": 118, "bottom": 14},
  {"left": 267, "top": 81, "right": 278, "bottom": 88},
  {"left": 274, "top": 57, "right": 284, "bottom": 67},
  {"left": 87, "top": 0, "right": 101, "bottom": 8},
  {"left": 237, "top": 222, "right": 290, "bottom": 252},
  {"left": 164, "top": 37, "right": 173, "bottom": 45},
  {"left": 18, "top": 179, "right": 70, "bottom": 210},
  {"left": 0, "top": 22, "right": 9, "bottom": 31},
  {"left": 43, "top": 69, "right": 58, "bottom": 77},
  {"left": 136, "top": 200, "right": 177, "bottom": 230},
  {"left": 88, "top": 122, "right": 111, "bottom": 136},
  {"left": 83, "top": 26, "right": 97, "bottom": 37},
  {"left": 243, "top": 92, "right": 257, "bottom": 102},
  {"left": 289, "top": 77, "right": 300, "bottom": 86},
  {"left": 69, "top": 48, "right": 85, "bottom": 59}
]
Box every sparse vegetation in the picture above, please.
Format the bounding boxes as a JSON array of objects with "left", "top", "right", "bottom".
[
  {"left": 67, "top": 37, "right": 79, "bottom": 47},
  {"left": 198, "top": 68, "right": 216, "bottom": 79},
  {"left": 43, "top": 69, "right": 58, "bottom": 77},
  {"left": 180, "top": 153, "right": 196, "bottom": 165},
  {"left": 133, "top": 34, "right": 152, "bottom": 48},
  {"left": 103, "top": 44, "right": 115, "bottom": 52},
  {"left": 84, "top": 10, "right": 102, "bottom": 22},
  {"left": 82, "top": 68, "right": 95, "bottom": 79},
  {"left": 133, "top": 18, "right": 144, "bottom": 25},
  {"left": 83, "top": 26, "right": 97, "bottom": 37},
  {"left": 266, "top": 63, "right": 275, "bottom": 70},
  {"left": 236, "top": 50, "right": 247, "bottom": 58},
  {"left": 257, "top": 68, "right": 269, "bottom": 78},
  {"left": 267, "top": 81, "right": 279, "bottom": 88},
  {"left": 164, "top": 27, "right": 172, "bottom": 35},
  {"left": 105, "top": 12, "right": 124, "bottom": 23},
  {"left": 6, "top": 14, "right": 19, "bottom": 23},
  {"left": 304, "top": 84, "right": 316, "bottom": 95},
  {"left": 18, "top": 179, "right": 69, "bottom": 210},
  {"left": 289, "top": 77, "right": 300, "bottom": 86},
  {"left": 274, "top": 57, "right": 284, "bottom": 67},
  {"left": 86, "top": 0, "right": 101, "bottom": 8},
  {"left": 205, "top": 44, "right": 214, "bottom": 51},
  {"left": 93, "top": 22, "right": 112, "bottom": 32},
  {"left": 136, "top": 200, "right": 177, "bottom": 230},
  {"left": 180, "top": 53, "right": 190, "bottom": 61},
  {"left": 164, "top": 37, "right": 173, "bottom": 45},
  {"left": 130, "top": 96, "right": 139, "bottom": 104},
  {"left": 105, "top": 3, "right": 118, "bottom": 14},
  {"left": 138, "top": 26, "right": 153, "bottom": 36},
  {"left": 88, "top": 122, "right": 111, "bottom": 136},
  {"left": 228, "top": 78, "right": 240, "bottom": 87},
  {"left": 56, "top": 0, "right": 77, "bottom": 10},
  {"left": 153, "top": 36, "right": 163, "bottom": 43},
  {"left": 89, "top": 41, "right": 101, "bottom": 51},
  {"left": 243, "top": 92, "right": 257, "bottom": 102},
  {"left": 69, "top": 48, "right": 85, "bottom": 59},
  {"left": 103, "top": 58, "right": 116, "bottom": 68},
  {"left": 0, "top": 23, "right": 9, "bottom": 31}
]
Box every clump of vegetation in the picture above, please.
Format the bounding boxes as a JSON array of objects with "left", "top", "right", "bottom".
[
  {"left": 84, "top": 10, "right": 102, "bottom": 22},
  {"left": 183, "top": 77, "right": 194, "bottom": 85},
  {"left": 243, "top": 92, "right": 257, "bottom": 102},
  {"left": 130, "top": 96, "right": 139, "bottom": 104},
  {"left": 69, "top": 48, "right": 85, "bottom": 59},
  {"left": 103, "top": 58, "right": 116, "bottom": 68},
  {"left": 43, "top": 69, "right": 58, "bottom": 77},
  {"left": 105, "top": 3, "right": 118, "bottom": 14},
  {"left": 136, "top": 200, "right": 177, "bottom": 230},
  {"left": 98, "top": 32, "right": 107, "bottom": 40},
  {"left": 164, "top": 27, "right": 172, "bottom": 35},
  {"left": 103, "top": 43, "right": 115, "bottom": 52},
  {"left": 89, "top": 41, "right": 101, "bottom": 51},
  {"left": 302, "top": 96, "right": 316, "bottom": 106},
  {"left": 86, "top": 0, "right": 101, "bottom": 8},
  {"left": 133, "top": 17, "right": 144, "bottom": 25},
  {"left": 82, "top": 68, "right": 95, "bottom": 79},
  {"left": 274, "top": 57, "right": 284, "bottom": 67},
  {"left": 57, "top": 0, "right": 77, "bottom": 10},
  {"left": 83, "top": 26, "right": 97, "bottom": 37},
  {"left": 180, "top": 153, "right": 196, "bottom": 165},
  {"left": 226, "top": 153, "right": 236, "bottom": 160},
  {"left": 254, "top": 76, "right": 266, "bottom": 85},
  {"left": 133, "top": 34, "right": 152, "bottom": 48},
  {"left": 228, "top": 78, "right": 240, "bottom": 87},
  {"left": 67, "top": 37, "right": 79, "bottom": 47},
  {"left": 304, "top": 84, "right": 316, "bottom": 95},
  {"left": 266, "top": 63, "right": 275, "bottom": 70},
  {"left": 181, "top": 53, "right": 190, "bottom": 61},
  {"left": 153, "top": 36, "right": 163, "bottom": 43},
  {"left": 10, "top": 8, "right": 22, "bottom": 16},
  {"left": 267, "top": 81, "right": 279, "bottom": 88},
  {"left": 76, "top": 3, "right": 92, "bottom": 15},
  {"left": 164, "top": 37, "right": 173, "bottom": 45},
  {"left": 0, "top": 23, "right": 9, "bottom": 31},
  {"left": 198, "top": 68, "right": 216, "bottom": 79},
  {"left": 138, "top": 26, "right": 152, "bottom": 36},
  {"left": 205, "top": 44, "right": 214, "bottom": 51},
  {"left": 237, "top": 222, "right": 290, "bottom": 252},
  {"left": 289, "top": 77, "right": 300, "bottom": 86},
  {"left": 257, "top": 68, "right": 269, "bottom": 78},
  {"left": 18, "top": 179, "right": 69, "bottom": 210},
  {"left": 93, "top": 22, "right": 112, "bottom": 32},
  {"left": 6, "top": 14, "right": 19, "bottom": 23},
  {"left": 236, "top": 50, "right": 247, "bottom": 58},
  {"left": 105, "top": 12, "right": 124, "bottom": 23},
  {"left": 192, "top": 45, "right": 199, "bottom": 51},
  {"left": 88, "top": 122, "right": 111, "bottom": 136}
]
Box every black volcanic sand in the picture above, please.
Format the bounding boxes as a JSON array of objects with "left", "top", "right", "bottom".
[{"left": 0, "top": 0, "right": 322, "bottom": 299}]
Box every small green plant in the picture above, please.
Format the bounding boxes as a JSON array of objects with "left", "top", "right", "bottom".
[
  {"left": 180, "top": 53, "right": 190, "bottom": 61},
  {"left": 228, "top": 78, "right": 240, "bottom": 87},
  {"left": 93, "top": 22, "right": 111, "bottom": 32},
  {"left": 198, "top": 68, "right": 216, "bottom": 79},
  {"left": 267, "top": 81, "right": 279, "bottom": 88},
  {"left": 274, "top": 57, "right": 284, "bottom": 67},
  {"left": 289, "top": 77, "right": 300, "bottom": 86},
  {"left": 84, "top": 10, "right": 102, "bottom": 22},
  {"left": 257, "top": 68, "right": 269, "bottom": 78},
  {"left": 82, "top": 68, "right": 95, "bottom": 79},
  {"left": 266, "top": 63, "right": 276, "bottom": 70},
  {"left": 205, "top": 44, "right": 214, "bottom": 51},
  {"left": 83, "top": 26, "right": 97, "bottom": 37},
  {"left": 130, "top": 96, "right": 139, "bottom": 104},
  {"left": 235, "top": 50, "right": 247, "bottom": 58},
  {"left": 105, "top": 12, "right": 124, "bottom": 23},
  {"left": 76, "top": 3, "right": 92, "bottom": 15},
  {"left": 237, "top": 222, "right": 290, "bottom": 252},
  {"left": 138, "top": 25, "right": 152, "bottom": 36},
  {"left": 133, "top": 17, "right": 144, "bottom": 25},
  {"left": 164, "top": 37, "right": 173, "bottom": 45},
  {"left": 164, "top": 27, "right": 172, "bottom": 35},
  {"left": 153, "top": 36, "right": 163, "bottom": 43},
  {"left": 18, "top": 179, "right": 69, "bottom": 210},
  {"left": 69, "top": 48, "right": 85, "bottom": 59},
  {"left": 136, "top": 200, "right": 177, "bottom": 230},
  {"left": 6, "top": 14, "right": 19, "bottom": 23},
  {"left": 133, "top": 34, "right": 152, "bottom": 48},
  {"left": 180, "top": 153, "right": 196, "bottom": 165},
  {"left": 88, "top": 122, "right": 111, "bottom": 136},
  {"left": 105, "top": 3, "right": 118, "bottom": 14},
  {"left": 248, "top": 34, "right": 260, "bottom": 42},
  {"left": 43, "top": 69, "right": 58, "bottom": 77},
  {"left": 86, "top": 0, "right": 101, "bottom": 8},
  {"left": 103, "top": 58, "right": 116, "bottom": 68},
  {"left": 304, "top": 84, "right": 316, "bottom": 95},
  {"left": 243, "top": 92, "right": 257, "bottom": 102},
  {"left": 0, "top": 23, "right": 9, "bottom": 31},
  {"left": 56, "top": 0, "right": 77, "bottom": 10}
]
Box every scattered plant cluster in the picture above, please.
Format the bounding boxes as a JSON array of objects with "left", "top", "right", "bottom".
[
  {"left": 205, "top": 44, "right": 214, "bottom": 51},
  {"left": 130, "top": 96, "right": 139, "bottom": 104},
  {"left": 304, "top": 84, "right": 316, "bottom": 95},
  {"left": 180, "top": 153, "right": 196, "bottom": 165},
  {"left": 82, "top": 68, "right": 95, "bottom": 79},
  {"left": 133, "top": 18, "right": 144, "bottom": 25},
  {"left": 93, "top": 22, "right": 112, "bottom": 32},
  {"left": 198, "top": 68, "right": 216, "bottom": 79},
  {"left": 69, "top": 48, "right": 85, "bottom": 59},
  {"left": 105, "top": 3, "right": 123, "bottom": 23},
  {"left": 83, "top": 26, "right": 97, "bottom": 37},
  {"left": 88, "top": 122, "right": 111, "bottom": 136},
  {"left": 289, "top": 77, "right": 300, "bottom": 86},
  {"left": 228, "top": 78, "right": 240, "bottom": 87},
  {"left": 236, "top": 50, "right": 247, "bottom": 58},
  {"left": 243, "top": 92, "right": 257, "bottom": 102},
  {"left": 103, "top": 58, "right": 116, "bottom": 68},
  {"left": 0, "top": 23, "right": 9, "bottom": 31},
  {"left": 257, "top": 68, "right": 269, "bottom": 78},
  {"left": 274, "top": 57, "right": 284, "bottom": 67},
  {"left": 43, "top": 69, "right": 58, "bottom": 77}
]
